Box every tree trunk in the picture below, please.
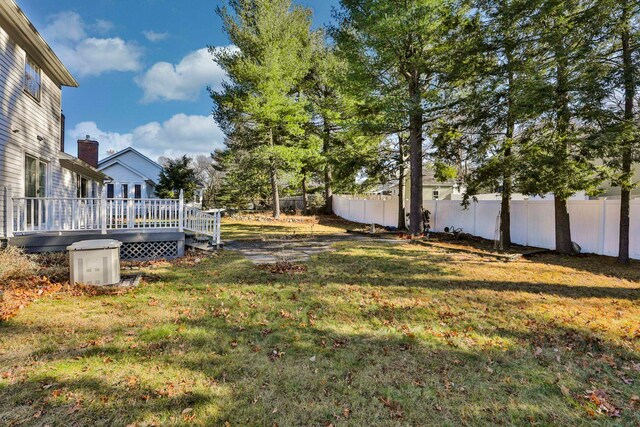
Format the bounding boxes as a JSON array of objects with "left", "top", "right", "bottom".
[
  {"left": 408, "top": 73, "right": 423, "bottom": 236},
  {"left": 553, "top": 42, "right": 573, "bottom": 254},
  {"left": 301, "top": 173, "right": 308, "bottom": 215},
  {"left": 322, "top": 119, "right": 333, "bottom": 215},
  {"left": 618, "top": 2, "right": 634, "bottom": 265},
  {"left": 500, "top": 48, "right": 515, "bottom": 249},
  {"left": 554, "top": 198, "right": 573, "bottom": 254},
  {"left": 398, "top": 136, "right": 406, "bottom": 229},
  {"left": 269, "top": 127, "right": 280, "bottom": 219}
]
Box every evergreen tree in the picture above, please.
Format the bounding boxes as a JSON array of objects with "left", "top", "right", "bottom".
[
  {"left": 586, "top": 0, "right": 639, "bottom": 263},
  {"left": 212, "top": 0, "right": 314, "bottom": 218},
  {"left": 156, "top": 156, "right": 198, "bottom": 201},
  {"left": 518, "top": 0, "right": 603, "bottom": 254},
  {"left": 335, "top": 0, "right": 467, "bottom": 235}
]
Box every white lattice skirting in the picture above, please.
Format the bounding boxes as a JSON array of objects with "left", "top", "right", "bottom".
[{"left": 121, "top": 241, "right": 179, "bottom": 261}]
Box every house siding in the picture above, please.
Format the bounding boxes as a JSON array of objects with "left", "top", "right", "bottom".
[
  {"left": 98, "top": 149, "right": 163, "bottom": 199},
  {"left": 0, "top": 25, "right": 74, "bottom": 237}
]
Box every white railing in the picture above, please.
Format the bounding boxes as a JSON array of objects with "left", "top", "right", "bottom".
[
  {"left": 184, "top": 207, "right": 222, "bottom": 245},
  {"left": 5, "top": 189, "right": 221, "bottom": 243}
]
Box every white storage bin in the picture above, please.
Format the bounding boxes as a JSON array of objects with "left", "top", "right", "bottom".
[{"left": 67, "top": 239, "right": 122, "bottom": 286}]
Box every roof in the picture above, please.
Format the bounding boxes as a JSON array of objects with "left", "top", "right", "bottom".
[
  {"left": 0, "top": 0, "right": 78, "bottom": 87},
  {"left": 99, "top": 159, "right": 156, "bottom": 184},
  {"left": 98, "top": 147, "right": 162, "bottom": 170},
  {"left": 58, "top": 152, "right": 110, "bottom": 182}
]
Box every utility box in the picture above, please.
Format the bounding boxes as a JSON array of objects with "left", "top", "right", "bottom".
[{"left": 67, "top": 239, "right": 122, "bottom": 286}]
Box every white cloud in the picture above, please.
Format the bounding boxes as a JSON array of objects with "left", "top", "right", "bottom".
[
  {"left": 135, "top": 47, "right": 233, "bottom": 103},
  {"left": 42, "top": 12, "right": 142, "bottom": 77},
  {"left": 142, "top": 30, "right": 169, "bottom": 42},
  {"left": 94, "top": 19, "right": 114, "bottom": 34},
  {"left": 67, "top": 114, "right": 225, "bottom": 161}
]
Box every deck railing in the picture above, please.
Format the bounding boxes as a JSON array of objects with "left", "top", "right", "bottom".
[{"left": 6, "top": 189, "right": 221, "bottom": 242}]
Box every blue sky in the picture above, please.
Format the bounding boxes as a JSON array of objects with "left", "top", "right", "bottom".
[{"left": 18, "top": 0, "right": 339, "bottom": 161}]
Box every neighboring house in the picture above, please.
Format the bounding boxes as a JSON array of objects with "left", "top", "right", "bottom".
[
  {"left": 418, "top": 168, "right": 464, "bottom": 201},
  {"left": 97, "top": 147, "right": 163, "bottom": 199},
  {"left": 376, "top": 166, "right": 464, "bottom": 201},
  {"left": 1, "top": 0, "right": 108, "bottom": 238}
]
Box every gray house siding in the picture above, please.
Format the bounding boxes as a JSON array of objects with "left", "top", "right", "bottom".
[{"left": 1, "top": 25, "right": 75, "bottom": 238}]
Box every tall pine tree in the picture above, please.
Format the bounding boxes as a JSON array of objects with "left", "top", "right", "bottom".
[{"left": 212, "top": 0, "right": 314, "bottom": 218}]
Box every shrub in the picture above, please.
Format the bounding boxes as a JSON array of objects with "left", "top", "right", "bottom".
[{"left": 0, "top": 246, "right": 38, "bottom": 281}]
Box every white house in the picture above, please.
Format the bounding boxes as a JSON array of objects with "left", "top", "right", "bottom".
[
  {"left": 97, "top": 147, "right": 163, "bottom": 199},
  {"left": 0, "top": 0, "right": 108, "bottom": 238}
]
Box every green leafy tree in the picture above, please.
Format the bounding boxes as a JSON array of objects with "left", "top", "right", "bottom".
[
  {"left": 212, "top": 0, "right": 314, "bottom": 218},
  {"left": 156, "top": 156, "right": 198, "bottom": 201}
]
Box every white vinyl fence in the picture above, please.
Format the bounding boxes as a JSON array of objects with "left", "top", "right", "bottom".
[
  {"left": 333, "top": 195, "right": 640, "bottom": 260},
  {"left": 333, "top": 195, "right": 399, "bottom": 228}
]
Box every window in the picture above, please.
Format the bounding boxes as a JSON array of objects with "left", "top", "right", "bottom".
[
  {"left": 24, "top": 155, "right": 47, "bottom": 198},
  {"left": 24, "top": 155, "right": 48, "bottom": 225},
  {"left": 76, "top": 174, "right": 89, "bottom": 198},
  {"left": 134, "top": 184, "right": 142, "bottom": 199},
  {"left": 121, "top": 184, "right": 129, "bottom": 199},
  {"left": 107, "top": 184, "right": 114, "bottom": 198},
  {"left": 432, "top": 190, "right": 439, "bottom": 200},
  {"left": 24, "top": 56, "right": 41, "bottom": 101}
]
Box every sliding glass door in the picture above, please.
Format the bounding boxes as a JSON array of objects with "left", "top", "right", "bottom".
[{"left": 24, "top": 155, "right": 48, "bottom": 226}]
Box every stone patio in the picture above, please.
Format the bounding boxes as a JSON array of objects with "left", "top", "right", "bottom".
[{"left": 225, "top": 234, "right": 405, "bottom": 265}]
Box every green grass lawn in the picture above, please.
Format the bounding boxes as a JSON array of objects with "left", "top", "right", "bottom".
[{"left": 1, "top": 217, "right": 639, "bottom": 426}]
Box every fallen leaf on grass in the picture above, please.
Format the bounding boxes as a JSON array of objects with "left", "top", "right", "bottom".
[
  {"left": 379, "top": 396, "right": 404, "bottom": 419},
  {"left": 583, "top": 389, "right": 621, "bottom": 418},
  {"left": 258, "top": 262, "right": 307, "bottom": 275},
  {"left": 67, "top": 402, "right": 82, "bottom": 414}
]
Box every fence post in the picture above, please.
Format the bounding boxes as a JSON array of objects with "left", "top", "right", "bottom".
[
  {"left": 178, "top": 189, "right": 184, "bottom": 232},
  {"left": 382, "top": 199, "right": 386, "bottom": 227},
  {"left": 5, "top": 187, "right": 13, "bottom": 238},
  {"left": 101, "top": 187, "right": 107, "bottom": 234},
  {"left": 525, "top": 199, "right": 529, "bottom": 246},
  {"left": 473, "top": 202, "right": 477, "bottom": 235},
  {"left": 363, "top": 198, "right": 367, "bottom": 224},
  {"left": 215, "top": 210, "right": 221, "bottom": 248},
  {"left": 599, "top": 199, "right": 607, "bottom": 255},
  {"left": 433, "top": 199, "right": 438, "bottom": 232}
]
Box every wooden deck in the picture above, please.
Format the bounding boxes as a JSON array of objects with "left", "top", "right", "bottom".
[{"left": 8, "top": 229, "right": 186, "bottom": 257}]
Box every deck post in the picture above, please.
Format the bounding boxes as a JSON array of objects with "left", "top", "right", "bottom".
[
  {"left": 101, "top": 188, "right": 107, "bottom": 234},
  {"left": 178, "top": 189, "right": 184, "bottom": 232},
  {"left": 5, "top": 187, "right": 13, "bottom": 238}
]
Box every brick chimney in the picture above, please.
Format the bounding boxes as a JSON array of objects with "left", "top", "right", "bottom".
[{"left": 77, "top": 135, "right": 99, "bottom": 167}]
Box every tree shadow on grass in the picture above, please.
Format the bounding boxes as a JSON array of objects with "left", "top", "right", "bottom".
[
  {"left": 3, "top": 312, "right": 637, "bottom": 426},
  {"left": 1, "top": 242, "right": 638, "bottom": 425},
  {"left": 524, "top": 251, "right": 640, "bottom": 282}
]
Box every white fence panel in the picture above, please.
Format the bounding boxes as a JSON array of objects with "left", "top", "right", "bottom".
[
  {"left": 333, "top": 194, "right": 639, "bottom": 259},
  {"left": 510, "top": 201, "right": 529, "bottom": 245},
  {"left": 522, "top": 201, "right": 555, "bottom": 250},
  {"left": 630, "top": 200, "right": 640, "bottom": 260},
  {"left": 332, "top": 195, "right": 399, "bottom": 227},
  {"left": 568, "top": 200, "right": 603, "bottom": 255},
  {"left": 602, "top": 201, "right": 620, "bottom": 257},
  {"left": 475, "top": 201, "right": 501, "bottom": 240}
]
